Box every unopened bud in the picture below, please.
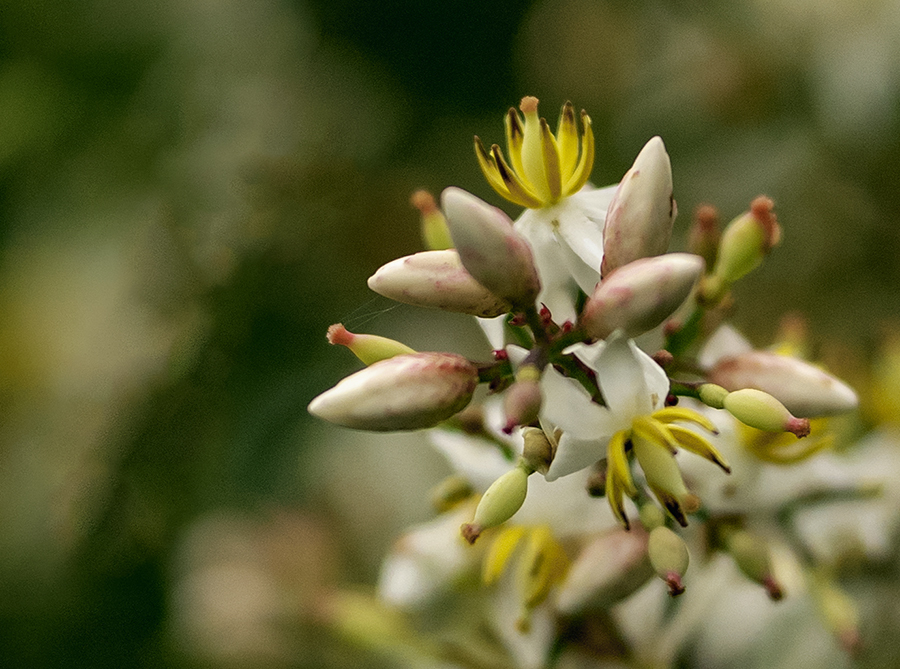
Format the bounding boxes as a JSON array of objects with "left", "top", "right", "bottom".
[
  {"left": 632, "top": 434, "right": 701, "bottom": 527},
  {"left": 698, "top": 383, "right": 729, "bottom": 410},
  {"left": 648, "top": 526, "right": 689, "bottom": 596},
  {"left": 308, "top": 353, "right": 478, "bottom": 431},
  {"left": 709, "top": 350, "right": 858, "bottom": 417},
  {"left": 812, "top": 573, "right": 861, "bottom": 654},
  {"left": 326, "top": 323, "right": 416, "bottom": 365},
  {"left": 461, "top": 464, "right": 530, "bottom": 544},
  {"left": 368, "top": 250, "right": 512, "bottom": 318},
  {"left": 723, "top": 388, "right": 810, "bottom": 437},
  {"left": 639, "top": 502, "right": 666, "bottom": 531},
  {"left": 441, "top": 187, "right": 541, "bottom": 308},
  {"left": 601, "top": 136, "right": 676, "bottom": 277},
  {"left": 581, "top": 253, "right": 704, "bottom": 340},
  {"left": 503, "top": 365, "right": 543, "bottom": 433},
  {"left": 430, "top": 474, "right": 474, "bottom": 513},
  {"left": 726, "top": 530, "right": 783, "bottom": 600},
  {"left": 410, "top": 189, "right": 453, "bottom": 250},
  {"left": 521, "top": 427, "right": 554, "bottom": 476},
  {"left": 556, "top": 528, "right": 652, "bottom": 614},
  {"left": 712, "top": 196, "right": 781, "bottom": 285},
  {"left": 689, "top": 204, "right": 720, "bottom": 269}
]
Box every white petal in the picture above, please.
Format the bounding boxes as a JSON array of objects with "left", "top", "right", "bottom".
[
  {"left": 553, "top": 204, "right": 605, "bottom": 279},
  {"left": 519, "top": 468, "right": 617, "bottom": 534},
  {"left": 570, "top": 183, "right": 618, "bottom": 222},
  {"left": 594, "top": 335, "right": 667, "bottom": 418},
  {"left": 477, "top": 314, "right": 507, "bottom": 350},
  {"left": 544, "top": 431, "right": 606, "bottom": 481},
  {"left": 428, "top": 429, "right": 513, "bottom": 491},
  {"left": 540, "top": 365, "right": 616, "bottom": 440},
  {"left": 515, "top": 210, "right": 579, "bottom": 322}
]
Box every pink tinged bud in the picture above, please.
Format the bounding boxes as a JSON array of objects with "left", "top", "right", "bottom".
[
  {"left": 326, "top": 323, "right": 416, "bottom": 365},
  {"left": 502, "top": 365, "right": 543, "bottom": 434},
  {"left": 600, "top": 136, "right": 675, "bottom": 277},
  {"left": 581, "top": 253, "right": 704, "bottom": 340},
  {"left": 722, "top": 388, "right": 811, "bottom": 437},
  {"left": 712, "top": 196, "right": 781, "bottom": 284},
  {"left": 461, "top": 464, "right": 530, "bottom": 544},
  {"left": 440, "top": 187, "right": 541, "bottom": 308},
  {"left": 308, "top": 353, "right": 478, "bottom": 431},
  {"left": 367, "top": 250, "right": 512, "bottom": 318},
  {"left": 648, "top": 526, "right": 690, "bottom": 597},
  {"left": 726, "top": 530, "right": 783, "bottom": 601},
  {"left": 709, "top": 350, "right": 858, "bottom": 417}
]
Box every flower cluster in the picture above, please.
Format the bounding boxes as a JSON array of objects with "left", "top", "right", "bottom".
[{"left": 308, "top": 99, "right": 889, "bottom": 668}]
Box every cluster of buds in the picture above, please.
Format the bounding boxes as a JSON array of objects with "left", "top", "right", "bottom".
[{"left": 309, "top": 96, "right": 864, "bottom": 651}]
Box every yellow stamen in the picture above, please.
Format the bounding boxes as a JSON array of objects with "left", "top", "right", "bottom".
[
  {"left": 652, "top": 406, "right": 719, "bottom": 434},
  {"left": 632, "top": 416, "right": 678, "bottom": 454},
  {"left": 483, "top": 525, "right": 527, "bottom": 585},
  {"left": 492, "top": 145, "right": 544, "bottom": 208},
  {"left": 474, "top": 136, "right": 512, "bottom": 200},
  {"left": 556, "top": 101, "right": 579, "bottom": 183},
  {"left": 540, "top": 118, "right": 562, "bottom": 202},
  {"left": 667, "top": 424, "right": 731, "bottom": 473},
  {"left": 562, "top": 111, "right": 594, "bottom": 196},
  {"left": 607, "top": 429, "right": 637, "bottom": 496},
  {"left": 504, "top": 108, "right": 526, "bottom": 180}
]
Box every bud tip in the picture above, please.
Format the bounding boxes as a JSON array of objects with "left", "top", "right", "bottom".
[{"left": 461, "top": 523, "right": 482, "bottom": 545}]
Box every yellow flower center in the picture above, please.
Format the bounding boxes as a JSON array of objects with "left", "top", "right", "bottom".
[{"left": 474, "top": 97, "right": 595, "bottom": 209}]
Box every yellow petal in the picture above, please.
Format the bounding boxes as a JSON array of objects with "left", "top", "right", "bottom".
[{"left": 483, "top": 525, "right": 527, "bottom": 585}]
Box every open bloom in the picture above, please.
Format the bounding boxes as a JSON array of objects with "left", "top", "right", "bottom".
[{"left": 536, "top": 335, "right": 728, "bottom": 526}]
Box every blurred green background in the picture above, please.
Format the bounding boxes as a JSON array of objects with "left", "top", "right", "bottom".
[{"left": 1, "top": 0, "right": 899, "bottom": 666}]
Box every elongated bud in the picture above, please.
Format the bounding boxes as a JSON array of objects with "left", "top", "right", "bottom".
[
  {"left": 441, "top": 187, "right": 541, "bottom": 308},
  {"left": 308, "top": 353, "right": 478, "bottom": 431},
  {"left": 632, "top": 434, "right": 701, "bottom": 527},
  {"left": 698, "top": 383, "right": 729, "bottom": 410},
  {"left": 726, "top": 530, "right": 783, "bottom": 600},
  {"left": 410, "top": 190, "right": 453, "bottom": 250},
  {"left": 811, "top": 572, "right": 861, "bottom": 653},
  {"left": 503, "top": 365, "right": 543, "bottom": 433},
  {"left": 461, "top": 464, "right": 530, "bottom": 544},
  {"left": 689, "top": 204, "right": 720, "bottom": 269},
  {"left": 709, "top": 350, "right": 858, "bottom": 417},
  {"left": 722, "top": 388, "right": 810, "bottom": 437},
  {"left": 555, "top": 528, "right": 652, "bottom": 614},
  {"left": 368, "top": 250, "right": 512, "bottom": 318},
  {"left": 601, "top": 136, "right": 675, "bottom": 277},
  {"left": 711, "top": 196, "right": 781, "bottom": 285},
  {"left": 521, "top": 427, "right": 554, "bottom": 475},
  {"left": 327, "top": 323, "right": 416, "bottom": 365},
  {"left": 648, "top": 526, "right": 689, "bottom": 596},
  {"left": 582, "top": 253, "right": 704, "bottom": 340}
]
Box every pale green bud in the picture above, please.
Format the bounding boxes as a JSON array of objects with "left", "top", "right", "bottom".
[
  {"left": 502, "top": 365, "right": 543, "bottom": 434},
  {"left": 521, "top": 427, "right": 554, "bottom": 476},
  {"left": 639, "top": 502, "right": 666, "bottom": 531},
  {"left": 712, "top": 196, "right": 781, "bottom": 284},
  {"left": 709, "top": 350, "right": 858, "bottom": 417},
  {"left": 367, "top": 250, "right": 512, "bottom": 318},
  {"left": 648, "top": 526, "right": 689, "bottom": 596},
  {"left": 601, "top": 136, "right": 676, "bottom": 277},
  {"left": 461, "top": 464, "right": 530, "bottom": 544},
  {"left": 723, "top": 388, "right": 811, "bottom": 437},
  {"left": 410, "top": 189, "right": 453, "bottom": 250},
  {"left": 811, "top": 572, "right": 860, "bottom": 653},
  {"left": 581, "top": 253, "right": 704, "bottom": 339},
  {"left": 326, "top": 323, "right": 416, "bottom": 365},
  {"left": 308, "top": 353, "right": 478, "bottom": 431},
  {"left": 441, "top": 187, "right": 541, "bottom": 308},
  {"left": 698, "top": 383, "right": 729, "bottom": 410},
  {"left": 726, "top": 529, "right": 783, "bottom": 600}
]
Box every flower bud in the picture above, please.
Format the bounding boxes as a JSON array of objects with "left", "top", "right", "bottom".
[
  {"left": 410, "top": 189, "right": 453, "bottom": 250},
  {"left": 581, "top": 253, "right": 704, "bottom": 340},
  {"left": 555, "top": 528, "right": 652, "bottom": 614},
  {"left": 461, "top": 464, "right": 530, "bottom": 544},
  {"left": 632, "top": 433, "right": 701, "bottom": 527},
  {"left": 308, "top": 353, "right": 478, "bottom": 431},
  {"left": 521, "top": 426, "right": 554, "bottom": 476},
  {"left": 368, "top": 250, "right": 512, "bottom": 318},
  {"left": 601, "top": 136, "right": 675, "bottom": 277},
  {"left": 709, "top": 350, "right": 858, "bottom": 417},
  {"left": 502, "top": 365, "right": 543, "bottom": 433},
  {"left": 326, "top": 323, "right": 416, "bottom": 365},
  {"left": 726, "top": 530, "right": 783, "bottom": 600},
  {"left": 688, "top": 204, "right": 720, "bottom": 269},
  {"left": 441, "top": 187, "right": 541, "bottom": 308},
  {"left": 711, "top": 196, "right": 781, "bottom": 285},
  {"left": 698, "top": 383, "right": 729, "bottom": 410},
  {"left": 639, "top": 502, "right": 666, "bottom": 531},
  {"left": 722, "top": 388, "right": 811, "bottom": 437},
  {"left": 811, "top": 572, "right": 860, "bottom": 653},
  {"left": 648, "top": 526, "right": 689, "bottom": 596}
]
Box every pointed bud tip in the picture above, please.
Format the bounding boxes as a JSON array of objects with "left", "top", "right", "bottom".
[
  {"left": 786, "top": 417, "right": 811, "bottom": 438},
  {"left": 461, "top": 523, "right": 482, "bottom": 545},
  {"left": 763, "top": 575, "right": 784, "bottom": 601},
  {"left": 410, "top": 189, "right": 438, "bottom": 215},
  {"left": 665, "top": 572, "right": 686, "bottom": 597}
]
